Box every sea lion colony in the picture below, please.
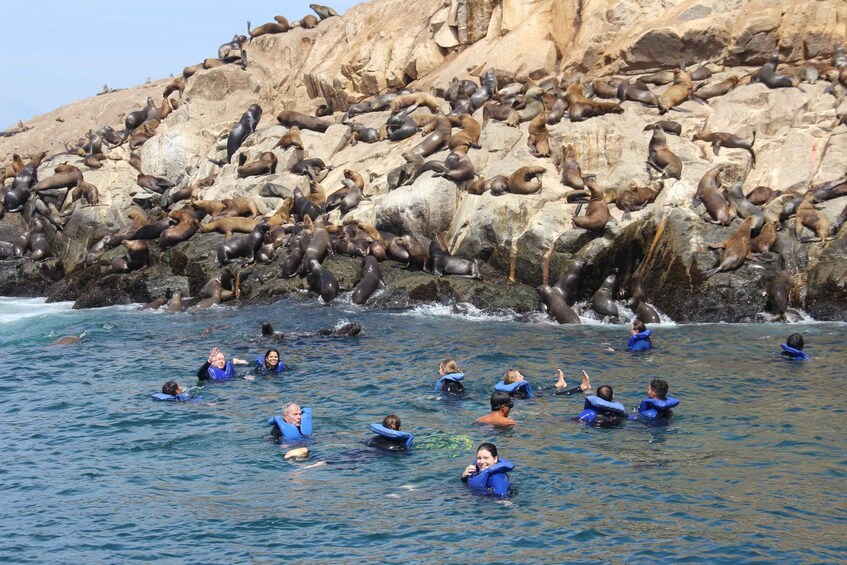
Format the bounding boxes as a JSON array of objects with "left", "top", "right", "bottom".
[{"left": 1, "top": 4, "right": 846, "bottom": 323}]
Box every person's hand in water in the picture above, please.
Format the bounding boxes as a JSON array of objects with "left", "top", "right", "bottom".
[{"left": 208, "top": 347, "right": 220, "bottom": 363}]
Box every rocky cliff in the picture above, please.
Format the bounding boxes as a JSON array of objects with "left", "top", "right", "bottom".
[{"left": 1, "top": 0, "right": 846, "bottom": 322}]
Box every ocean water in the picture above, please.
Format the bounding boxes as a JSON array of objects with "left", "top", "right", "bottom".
[{"left": 1, "top": 295, "right": 845, "bottom": 563}]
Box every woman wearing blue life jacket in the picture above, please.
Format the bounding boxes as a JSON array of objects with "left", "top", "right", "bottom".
[
  {"left": 434, "top": 358, "right": 465, "bottom": 394},
  {"left": 152, "top": 380, "right": 190, "bottom": 401},
  {"left": 254, "top": 348, "right": 285, "bottom": 375},
  {"left": 780, "top": 332, "right": 810, "bottom": 360},
  {"left": 627, "top": 320, "right": 653, "bottom": 351},
  {"left": 495, "top": 369, "right": 536, "bottom": 398},
  {"left": 197, "top": 347, "right": 248, "bottom": 381},
  {"left": 576, "top": 384, "right": 628, "bottom": 427},
  {"left": 636, "top": 378, "right": 679, "bottom": 421},
  {"left": 461, "top": 442, "right": 513, "bottom": 497},
  {"left": 268, "top": 402, "right": 313, "bottom": 442},
  {"left": 366, "top": 414, "right": 414, "bottom": 451}
]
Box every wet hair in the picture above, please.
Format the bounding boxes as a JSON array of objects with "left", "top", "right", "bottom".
[
  {"left": 597, "top": 385, "right": 614, "bottom": 401},
  {"left": 477, "top": 442, "right": 498, "bottom": 458},
  {"left": 786, "top": 333, "right": 804, "bottom": 350},
  {"left": 382, "top": 414, "right": 401, "bottom": 430},
  {"left": 162, "top": 380, "right": 179, "bottom": 396},
  {"left": 490, "top": 391, "right": 513, "bottom": 411},
  {"left": 503, "top": 369, "right": 521, "bottom": 384},
  {"left": 440, "top": 358, "right": 460, "bottom": 374},
  {"left": 632, "top": 320, "right": 647, "bottom": 333},
  {"left": 264, "top": 348, "right": 280, "bottom": 367},
  {"left": 262, "top": 322, "right": 274, "bottom": 337},
  {"left": 650, "top": 378, "right": 668, "bottom": 400},
  {"left": 282, "top": 402, "right": 300, "bottom": 420}
]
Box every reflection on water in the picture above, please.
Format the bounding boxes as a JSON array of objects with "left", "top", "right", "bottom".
[{"left": 1, "top": 297, "right": 845, "bottom": 562}]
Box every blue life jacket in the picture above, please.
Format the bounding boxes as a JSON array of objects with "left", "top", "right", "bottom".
[
  {"left": 495, "top": 380, "right": 535, "bottom": 398},
  {"left": 627, "top": 329, "right": 653, "bottom": 351},
  {"left": 367, "top": 423, "right": 414, "bottom": 449},
  {"left": 466, "top": 459, "right": 514, "bottom": 497},
  {"left": 207, "top": 362, "right": 236, "bottom": 381},
  {"left": 780, "top": 344, "right": 809, "bottom": 360},
  {"left": 577, "top": 396, "right": 628, "bottom": 426},
  {"left": 152, "top": 392, "right": 190, "bottom": 402},
  {"left": 268, "top": 407, "right": 313, "bottom": 441},
  {"left": 434, "top": 372, "right": 464, "bottom": 391},
  {"left": 254, "top": 355, "right": 286, "bottom": 375},
  {"left": 637, "top": 396, "right": 679, "bottom": 419}
]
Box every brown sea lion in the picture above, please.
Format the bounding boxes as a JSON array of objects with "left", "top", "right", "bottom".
[
  {"left": 112, "top": 240, "right": 149, "bottom": 273},
  {"left": 237, "top": 152, "right": 278, "bottom": 178},
  {"left": 693, "top": 129, "right": 756, "bottom": 164},
  {"left": 191, "top": 198, "right": 228, "bottom": 217},
  {"left": 447, "top": 114, "right": 481, "bottom": 152},
  {"left": 746, "top": 186, "right": 780, "bottom": 206},
  {"left": 310, "top": 4, "right": 339, "bottom": 19},
  {"left": 639, "top": 69, "right": 676, "bottom": 85},
  {"left": 508, "top": 87, "right": 545, "bottom": 126},
  {"left": 267, "top": 197, "right": 293, "bottom": 226},
  {"left": 390, "top": 92, "right": 443, "bottom": 114},
  {"left": 647, "top": 125, "right": 682, "bottom": 179},
  {"left": 643, "top": 121, "right": 682, "bottom": 136},
  {"left": 704, "top": 216, "right": 755, "bottom": 278},
  {"left": 693, "top": 166, "right": 730, "bottom": 225},
  {"left": 527, "top": 111, "right": 550, "bottom": 157},
  {"left": 33, "top": 164, "right": 83, "bottom": 191},
  {"left": 766, "top": 270, "right": 790, "bottom": 320},
  {"left": 54, "top": 336, "right": 82, "bottom": 345},
  {"left": 159, "top": 209, "right": 200, "bottom": 249},
  {"left": 794, "top": 192, "right": 831, "bottom": 242},
  {"left": 248, "top": 19, "right": 289, "bottom": 38},
  {"left": 221, "top": 197, "right": 261, "bottom": 218},
  {"left": 658, "top": 68, "right": 693, "bottom": 114},
  {"left": 351, "top": 255, "right": 384, "bottom": 305},
  {"left": 592, "top": 78, "right": 622, "bottom": 98},
  {"left": 276, "top": 110, "right": 332, "bottom": 133},
  {"left": 300, "top": 15, "right": 320, "bottom": 29},
  {"left": 614, "top": 180, "right": 663, "bottom": 218},
  {"left": 482, "top": 100, "right": 515, "bottom": 124},
  {"left": 200, "top": 217, "right": 261, "bottom": 239},
  {"left": 129, "top": 119, "right": 160, "bottom": 149},
  {"left": 408, "top": 116, "right": 451, "bottom": 159},
  {"left": 166, "top": 291, "right": 183, "bottom": 312},
  {"left": 558, "top": 145, "right": 585, "bottom": 190},
  {"left": 274, "top": 126, "right": 303, "bottom": 150},
  {"left": 749, "top": 220, "right": 779, "bottom": 254},
  {"left": 617, "top": 80, "right": 659, "bottom": 106},
  {"left": 572, "top": 182, "right": 611, "bottom": 231},
  {"left": 693, "top": 76, "right": 738, "bottom": 100},
  {"left": 2, "top": 153, "right": 24, "bottom": 180},
  {"left": 343, "top": 169, "right": 365, "bottom": 190},
  {"left": 689, "top": 62, "right": 713, "bottom": 81},
  {"left": 566, "top": 81, "right": 623, "bottom": 121},
  {"left": 727, "top": 181, "right": 764, "bottom": 232},
  {"left": 506, "top": 166, "right": 546, "bottom": 195}
]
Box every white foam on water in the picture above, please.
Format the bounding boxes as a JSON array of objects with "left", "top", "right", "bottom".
[
  {"left": 397, "top": 302, "right": 519, "bottom": 323},
  {"left": 0, "top": 296, "right": 75, "bottom": 325}
]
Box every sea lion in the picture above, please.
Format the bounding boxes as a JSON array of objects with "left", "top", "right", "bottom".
[
  {"left": 218, "top": 34, "right": 247, "bottom": 59},
  {"left": 237, "top": 151, "right": 278, "bottom": 178},
  {"left": 647, "top": 124, "right": 682, "bottom": 180},
  {"left": 201, "top": 217, "right": 261, "bottom": 239},
  {"left": 592, "top": 78, "right": 621, "bottom": 98},
  {"left": 746, "top": 185, "right": 780, "bottom": 206},
  {"left": 508, "top": 87, "right": 545, "bottom": 126},
  {"left": 128, "top": 119, "right": 160, "bottom": 149},
  {"left": 809, "top": 178, "right": 847, "bottom": 202},
  {"left": 693, "top": 76, "right": 738, "bottom": 100},
  {"left": 85, "top": 235, "right": 111, "bottom": 265},
  {"left": 643, "top": 121, "right": 682, "bottom": 136},
  {"left": 276, "top": 110, "right": 331, "bottom": 133},
  {"left": 220, "top": 197, "right": 260, "bottom": 218},
  {"left": 572, "top": 182, "right": 611, "bottom": 232},
  {"left": 749, "top": 220, "right": 778, "bottom": 254},
  {"left": 351, "top": 255, "right": 384, "bottom": 305},
  {"left": 124, "top": 98, "right": 153, "bottom": 135},
  {"left": 54, "top": 336, "right": 81, "bottom": 345},
  {"left": 140, "top": 292, "right": 171, "bottom": 310},
  {"left": 218, "top": 223, "right": 270, "bottom": 264},
  {"left": 159, "top": 209, "right": 200, "bottom": 249},
  {"left": 2, "top": 153, "right": 24, "bottom": 180},
  {"left": 131, "top": 214, "right": 178, "bottom": 240},
  {"left": 390, "top": 92, "right": 443, "bottom": 114},
  {"left": 625, "top": 273, "right": 661, "bottom": 324},
  {"left": 693, "top": 129, "right": 756, "bottom": 164},
  {"left": 393, "top": 235, "right": 429, "bottom": 270},
  {"left": 447, "top": 114, "right": 481, "bottom": 152},
  {"left": 165, "top": 291, "right": 183, "bottom": 312},
  {"left": 692, "top": 166, "right": 730, "bottom": 225},
  {"left": 658, "top": 68, "right": 693, "bottom": 114},
  {"left": 566, "top": 81, "right": 623, "bottom": 121},
  {"left": 274, "top": 126, "right": 303, "bottom": 150},
  {"left": 310, "top": 3, "right": 339, "bottom": 19},
  {"left": 136, "top": 173, "right": 175, "bottom": 195},
  {"left": 33, "top": 164, "right": 83, "bottom": 192},
  {"left": 614, "top": 180, "right": 664, "bottom": 219},
  {"left": 766, "top": 270, "right": 790, "bottom": 320},
  {"left": 305, "top": 258, "right": 339, "bottom": 302},
  {"left": 617, "top": 80, "right": 659, "bottom": 106},
  {"left": 408, "top": 116, "right": 451, "bottom": 159},
  {"left": 429, "top": 232, "right": 481, "bottom": 278},
  {"left": 506, "top": 166, "right": 545, "bottom": 195},
  {"left": 339, "top": 183, "right": 364, "bottom": 215},
  {"left": 292, "top": 187, "right": 321, "bottom": 221},
  {"left": 794, "top": 192, "right": 831, "bottom": 242},
  {"left": 537, "top": 285, "right": 581, "bottom": 324},
  {"left": 111, "top": 240, "right": 149, "bottom": 273},
  {"left": 590, "top": 274, "right": 619, "bottom": 319},
  {"left": 559, "top": 145, "right": 585, "bottom": 190},
  {"left": 704, "top": 216, "right": 755, "bottom": 277},
  {"left": 726, "top": 181, "right": 764, "bottom": 232},
  {"left": 759, "top": 51, "right": 797, "bottom": 88},
  {"left": 224, "top": 104, "right": 262, "bottom": 164},
  {"left": 470, "top": 68, "right": 497, "bottom": 111},
  {"left": 22, "top": 219, "right": 51, "bottom": 261},
  {"left": 640, "top": 69, "right": 676, "bottom": 85},
  {"left": 527, "top": 111, "right": 550, "bottom": 157},
  {"left": 343, "top": 169, "right": 365, "bottom": 190},
  {"left": 551, "top": 257, "right": 585, "bottom": 306},
  {"left": 291, "top": 158, "right": 328, "bottom": 179},
  {"left": 299, "top": 14, "right": 320, "bottom": 29},
  {"left": 387, "top": 113, "right": 419, "bottom": 141},
  {"left": 248, "top": 18, "right": 289, "bottom": 38},
  {"left": 436, "top": 152, "right": 475, "bottom": 184},
  {"left": 689, "top": 62, "right": 713, "bottom": 81}
]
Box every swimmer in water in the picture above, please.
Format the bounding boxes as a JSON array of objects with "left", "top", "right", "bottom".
[
  {"left": 435, "top": 358, "right": 465, "bottom": 394},
  {"left": 153, "top": 380, "right": 189, "bottom": 401},
  {"left": 576, "top": 384, "right": 628, "bottom": 427},
  {"left": 780, "top": 332, "right": 809, "bottom": 360},
  {"left": 366, "top": 414, "right": 414, "bottom": 451},
  {"left": 268, "top": 402, "right": 313, "bottom": 442},
  {"left": 636, "top": 378, "right": 679, "bottom": 420},
  {"left": 197, "top": 346, "right": 248, "bottom": 380},
  {"left": 461, "top": 442, "right": 513, "bottom": 497},
  {"left": 475, "top": 391, "right": 516, "bottom": 427},
  {"left": 552, "top": 369, "right": 592, "bottom": 396},
  {"left": 253, "top": 348, "right": 285, "bottom": 375}
]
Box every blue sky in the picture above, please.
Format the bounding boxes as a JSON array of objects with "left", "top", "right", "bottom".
[{"left": 0, "top": 0, "right": 361, "bottom": 129}]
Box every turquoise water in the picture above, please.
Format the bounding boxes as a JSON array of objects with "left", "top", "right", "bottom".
[{"left": 1, "top": 296, "right": 845, "bottom": 563}]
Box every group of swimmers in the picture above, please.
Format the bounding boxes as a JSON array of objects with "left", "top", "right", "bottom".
[{"left": 152, "top": 323, "right": 810, "bottom": 498}]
